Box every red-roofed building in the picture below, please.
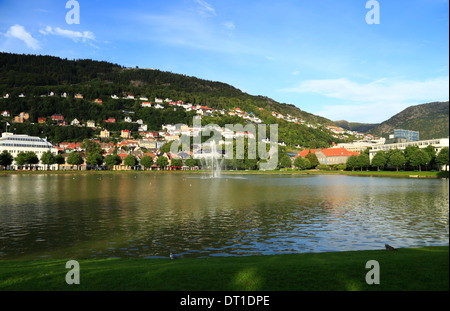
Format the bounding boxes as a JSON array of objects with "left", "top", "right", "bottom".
[
  {"left": 294, "top": 149, "right": 318, "bottom": 158},
  {"left": 315, "top": 148, "right": 359, "bottom": 166},
  {"left": 104, "top": 117, "right": 116, "bottom": 123},
  {"left": 51, "top": 114, "right": 64, "bottom": 121}
]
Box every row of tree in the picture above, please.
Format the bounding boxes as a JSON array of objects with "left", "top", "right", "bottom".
[{"left": 346, "top": 146, "right": 449, "bottom": 172}]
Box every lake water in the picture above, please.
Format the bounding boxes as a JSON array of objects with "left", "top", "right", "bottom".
[{"left": 0, "top": 173, "right": 448, "bottom": 259}]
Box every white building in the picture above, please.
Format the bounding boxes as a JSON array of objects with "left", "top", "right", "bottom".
[
  {"left": 0, "top": 132, "right": 58, "bottom": 170},
  {"left": 335, "top": 138, "right": 386, "bottom": 153},
  {"left": 369, "top": 137, "right": 449, "bottom": 162}
]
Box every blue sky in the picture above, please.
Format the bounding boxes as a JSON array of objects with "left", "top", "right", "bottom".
[{"left": 0, "top": 0, "right": 448, "bottom": 123}]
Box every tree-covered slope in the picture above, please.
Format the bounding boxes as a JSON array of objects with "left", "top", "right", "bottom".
[
  {"left": 0, "top": 52, "right": 339, "bottom": 148},
  {"left": 367, "top": 101, "right": 449, "bottom": 140}
]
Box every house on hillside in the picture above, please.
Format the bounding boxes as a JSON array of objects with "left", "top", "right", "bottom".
[
  {"left": 86, "top": 120, "right": 96, "bottom": 128},
  {"left": 121, "top": 130, "right": 131, "bottom": 139},
  {"left": 100, "top": 129, "right": 110, "bottom": 139},
  {"left": 104, "top": 117, "right": 116, "bottom": 123},
  {"left": 52, "top": 114, "right": 64, "bottom": 121}
]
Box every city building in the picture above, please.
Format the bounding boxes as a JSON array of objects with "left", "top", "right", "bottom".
[
  {"left": 392, "top": 129, "right": 419, "bottom": 142},
  {"left": 0, "top": 132, "right": 58, "bottom": 170},
  {"left": 333, "top": 138, "right": 386, "bottom": 153},
  {"left": 314, "top": 148, "right": 360, "bottom": 166},
  {"left": 369, "top": 137, "right": 449, "bottom": 161}
]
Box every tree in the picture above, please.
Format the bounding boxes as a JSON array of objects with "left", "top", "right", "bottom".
[
  {"left": 15, "top": 152, "right": 28, "bottom": 168},
  {"left": 423, "top": 145, "right": 437, "bottom": 169},
  {"left": 388, "top": 151, "right": 406, "bottom": 172},
  {"left": 171, "top": 158, "right": 183, "bottom": 167},
  {"left": 81, "top": 139, "right": 104, "bottom": 156},
  {"left": 0, "top": 150, "right": 14, "bottom": 170},
  {"left": 104, "top": 154, "right": 122, "bottom": 169},
  {"left": 124, "top": 154, "right": 138, "bottom": 168},
  {"left": 26, "top": 152, "right": 39, "bottom": 170},
  {"left": 140, "top": 155, "right": 154, "bottom": 170},
  {"left": 185, "top": 157, "right": 198, "bottom": 169},
  {"left": 156, "top": 156, "right": 169, "bottom": 170},
  {"left": 41, "top": 151, "right": 56, "bottom": 170},
  {"left": 436, "top": 147, "right": 449, "bottom": 171},
  {"left": 55, "top": 154, "right": 66, "bottom": 169},
  {"left": 409, "top": 149, "right": 431, "bottom": 172},
  {"left": 371, "top": 150, "right": 387, "bottom": 171},
  {"left": 346, "top": 155, "right": 358, "bottom": 171},
  {"left": 305, "top": 152, "right": 319, "bottom": 168},
  {"left": 67, "top": 152, "right": 84, "bottom": 170},
  {"left": 278, "top": 154, "right": 292, "bottom": 169},
  {"left": 357, "top": 153, "right": 370, "bottom": 171},
  {"left": 86, "top": 152, "right": 104, "bottom": 168},
  {"left": 15, "top": 151, "right": 38, "bottom": 170},
  {"left": 404, "top": 145, "right": 419, "bottom": 167},
  {"left": 294, "top": 156, "right": 311, "bottom": 170}
]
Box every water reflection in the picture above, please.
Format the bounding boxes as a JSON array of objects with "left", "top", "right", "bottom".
[{"left": 0, "top": 174, "right": 448, "bottom": 259}]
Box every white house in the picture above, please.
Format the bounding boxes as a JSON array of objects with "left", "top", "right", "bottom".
[
  {"left": 140, "top": 97, "right": 149, "bottom": 101},
  {"left": 141, "top": 102, "right": 152, "bottom": 108},
  {"left": 3, "top": 94, "right": 9, "bottom": 99},
  {"left": 111, "top": 94, "right": 119, "bottom": 99},
  {"left": 138, "top": 124, "right": 148, "bottom": 132},
  {"left": 155, "top": 104, "right": 164, "bottom": 109},
  {"left": 1, "top": 110, "right": 10, "bottom": 117},
  {"left": 70, "top": 118, "right": 81, "bottom": 126},
  {"left": 155, "top": 97, "right": 163, "bottom": 104}
]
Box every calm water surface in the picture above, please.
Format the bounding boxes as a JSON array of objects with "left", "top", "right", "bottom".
[{"left": 0, "top": 174, "right": 448, "bottom": 259}]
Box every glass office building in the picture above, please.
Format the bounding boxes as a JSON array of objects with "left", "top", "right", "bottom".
[{"left": 393, "top": 129, "right": 419, "bottom": 142}]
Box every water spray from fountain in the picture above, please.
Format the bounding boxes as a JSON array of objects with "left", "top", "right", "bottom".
[{"left": 201, "top": 140, "right": 224, "bottom": 178}]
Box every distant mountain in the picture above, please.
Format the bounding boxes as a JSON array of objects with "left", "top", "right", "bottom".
[
  {"left": 333, "top": 120, "right": 379, "bottom": 133},
  {"left": 367, "top": 101, "right": 449, "bottom": 140}
]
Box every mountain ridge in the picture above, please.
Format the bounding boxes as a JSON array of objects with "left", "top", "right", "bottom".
[{"left": 367, "top": 101, "right": 449, "bottom": 140}]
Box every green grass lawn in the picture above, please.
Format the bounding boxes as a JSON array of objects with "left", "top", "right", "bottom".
[{"left": 0, "top": 246, "right": 447, "bottom": 291}]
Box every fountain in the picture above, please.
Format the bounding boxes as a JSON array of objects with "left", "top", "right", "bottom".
[{"left": 201, "top": 140, "right": 224, "bottom": 178}]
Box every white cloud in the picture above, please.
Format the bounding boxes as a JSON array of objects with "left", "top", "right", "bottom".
[
  {"left": 280, "top": 77, "right": 449, "bottom": 102},
  {"left": 195, "top": 0, "right": 216, "bottom": 16},
  {"left": 40, "top": 26, "right": 95, "bottom": 42},
  {"left": 279, "top": 76, "right": 449, "bottom": 122},
  {"left": 5, "top": 24, "right": 40, "bottom": 50},
  {"left": 222, "top": 21, "right": 235, "bottom": 30}
]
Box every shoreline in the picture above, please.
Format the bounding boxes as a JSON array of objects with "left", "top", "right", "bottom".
[
  {"left": 0, "top": 246, "right": 448, "bottom": 291},
  {"left": 0, "top": 169, "right": 447, "bottom": 179}
]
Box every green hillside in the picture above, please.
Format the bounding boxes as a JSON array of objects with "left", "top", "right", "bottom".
[
  {"left": 0, "top": 52, "right": 340, "bottom": 148},
  {"left": 367, "top": 101, "right": 449, "bottom": 140},
  {"left": 334, "top": 120, "right": 379, "bottom": 133}
]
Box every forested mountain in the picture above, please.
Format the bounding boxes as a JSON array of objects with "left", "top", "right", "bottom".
[
  {"left": 367, "top": 101, "right": 449, "bottom": 140},
  {"left": 334, "top": 120, "right": 379, "bottom": 133},
  {"left": 0, "top": 52, "right": 340, "bottom": 148}
]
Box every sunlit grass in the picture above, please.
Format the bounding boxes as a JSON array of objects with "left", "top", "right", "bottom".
[{"left": 0, "top": 246, "right": 447, "bottom": 291}]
